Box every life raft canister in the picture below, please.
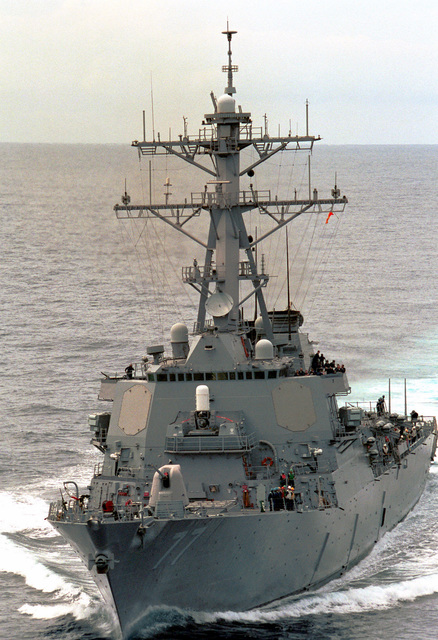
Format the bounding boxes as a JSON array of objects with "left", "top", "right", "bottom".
[{"left": 102, "top": 500, "right": 114, "bottom": 513}]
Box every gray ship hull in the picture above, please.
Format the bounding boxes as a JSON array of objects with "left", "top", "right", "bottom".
[{"left": 51, "top": 433, "right": 435, "bottom": 638}]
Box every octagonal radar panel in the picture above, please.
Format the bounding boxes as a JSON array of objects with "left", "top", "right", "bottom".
[{"left": 205, "top": 292, "right": 234, "bottom": 318}]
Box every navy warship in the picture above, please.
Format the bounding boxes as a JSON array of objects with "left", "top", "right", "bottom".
[{"left": 48, "top": 28, "right": 437, "bottom": 639}]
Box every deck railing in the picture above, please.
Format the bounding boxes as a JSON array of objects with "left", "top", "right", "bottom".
[{"left": 165, "top": 432, "right": 257, "bottom": 453}]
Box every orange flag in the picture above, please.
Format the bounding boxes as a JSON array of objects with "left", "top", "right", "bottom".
[{"left": 325, "top": 211, "right": 333, "bottom": 224}]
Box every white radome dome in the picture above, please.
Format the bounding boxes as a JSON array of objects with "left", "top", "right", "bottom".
[
  {"left": 255, "top": 339, "right": 274, "bottom": 360},
  {"left": 217, "top": 94, "right": 236, "bottom": 113}
]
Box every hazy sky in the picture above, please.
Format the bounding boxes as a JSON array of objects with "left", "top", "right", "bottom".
[{"left": 1, "top": 0, "right": 437, "bottom": 144}]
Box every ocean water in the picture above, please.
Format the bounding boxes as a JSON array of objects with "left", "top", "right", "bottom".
[{"left": 0, "top": 142, "right": 437, "bottom": 640}]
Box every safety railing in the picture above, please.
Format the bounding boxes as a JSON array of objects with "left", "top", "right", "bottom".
[
  {"left": 48, "top": 497, "right": 145, "bottom": 524},
  {"left": 165, "top": 432, "right": 257, "bottom": 454},
  {"left": 191, "top": 189, "right": 271, "bottom": 207}
]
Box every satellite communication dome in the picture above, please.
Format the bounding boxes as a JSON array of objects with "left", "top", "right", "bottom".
[
  {"left": 255, "top": 339, "right": 274, "bottom": 360},
  {"left": 170, "top": 323, "right": 189, "bottom": 359},
  {"left": 217, "top": 94, "right": 236, "bottom": 113},
  {"left": 170, "top": 323, "right": 189, "bottom": 344},
  {"left": 254, "top": 316, "right": 265, "bottom": 333}
]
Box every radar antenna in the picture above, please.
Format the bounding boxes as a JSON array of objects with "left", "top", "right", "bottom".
[{"left": 222, "top": 22, "right": 237, "bottom": 95}]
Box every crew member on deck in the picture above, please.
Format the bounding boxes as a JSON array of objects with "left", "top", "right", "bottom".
[
  {"left": 377, "top": 395, "right": 386, "bottom": 416},
  {"left": 311, "top": 350, "right": 321, "bottom": 371}
]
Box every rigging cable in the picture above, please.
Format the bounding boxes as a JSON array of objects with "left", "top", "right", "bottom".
[
  {"left": 269, "top": 150, "right": 289, "bottom": 305},
  {"left": 290, "top": 208, "right": 320, "bottom": 308},
  {"left": 270, "top": 154, "right": 312, "bottom": 309},
  {"left": 118, "top": 216, "right": 164, "bottom": 343},
  {"left": 140, "top": 161, "right": 195, "bottom": 326},
  {"left": 141, "top": 155, "right": 198, "bottom": 319},
  {"left": 303, "top": 211, "right": 343, "bottom": 317}
]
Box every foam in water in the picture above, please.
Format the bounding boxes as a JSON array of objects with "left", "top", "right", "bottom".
[
  {"left": 125, "top": 606, "right": 196, "bottom": 640},
  {"left": 200, "top": 572, "right": 438, "bottom": 625},
  {"left": 0, "top": 491, "right": 86, "bottom": 600},
  {"left": 0, "top": 491, "right": 52, "bottom": 536},
  {"left": 18, "top": 591, "right": 92, "bottom": 621},
  {"left": 0, "top": 490, "right": 119, "bottom": 639},
  {"left": 0, "top": 537, "right": 67, "bottom": 594},
  {"left": 18, "top": 595, "right": 119, "bottom": 640},
  {"left": 0, "top": 492, "right": 66, "bottom": 594}
]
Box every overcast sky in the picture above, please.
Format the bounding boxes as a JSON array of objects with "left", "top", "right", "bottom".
[{"left": 1, "top": 0, "right": 437, "bottom": 144}]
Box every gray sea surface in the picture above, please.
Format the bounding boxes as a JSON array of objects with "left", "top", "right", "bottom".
[{"left": 0, "top": 142, "right": 437, "bottom": 639}]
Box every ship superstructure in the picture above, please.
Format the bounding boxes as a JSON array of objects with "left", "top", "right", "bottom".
[{"left": 48, "top": 28, "right": 437, "bottom": 639}]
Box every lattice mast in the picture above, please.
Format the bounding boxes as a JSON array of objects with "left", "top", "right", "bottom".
[{"left": 115, "top": 28, "right": 347, "bottom": 339}]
